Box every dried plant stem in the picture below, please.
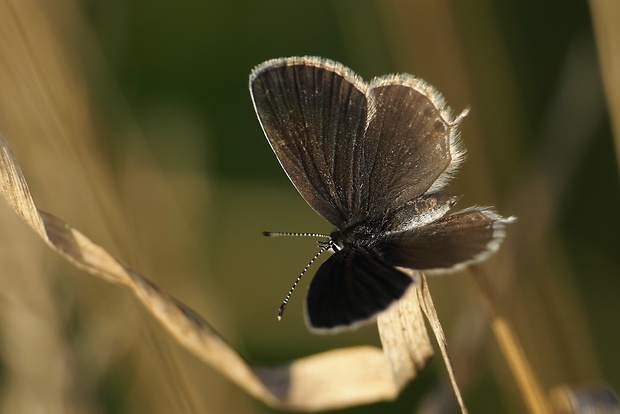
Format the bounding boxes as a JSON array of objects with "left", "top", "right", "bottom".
[
  {"left": 469, "top": 265, "right": 551, "bottom": 414},
  {"left": 589, "top": 0, "right": 620, "bottom": 175},
  {"left": 419, "top": 275, "right": 468, "bottom": 414},
  {"left": 491, "top": 318, "right": 550, "bottom": 414}
]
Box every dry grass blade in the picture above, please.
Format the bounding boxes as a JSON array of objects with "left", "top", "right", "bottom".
[
  {"left": 0, "top": 142, "right": 46, "bottom": 238},
  {"left": 0, "top": 134, "right": 405, "bottom": 411},
  {"left": 469, "top": 265, "right": 551, "bottom": 414},
  {"left": 418, "top": 275, "right": 469, "bottom": 414},
  {"left": 253, "top": 347, "right": 398, "bottom": 410},
  {"left": 378, "top": 272, "right": 433, "bottom": 389},
  {"left": 589, "top": 0, "right": 620, "bottom": 174}
]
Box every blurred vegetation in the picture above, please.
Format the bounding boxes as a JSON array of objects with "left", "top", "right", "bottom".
[{"left": 0, "top": 0, "right": 618, "bottom": 413}]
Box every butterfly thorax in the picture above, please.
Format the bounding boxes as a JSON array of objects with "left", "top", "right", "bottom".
[{"left": 329, "top": 216, "right": 388, "bottom": 252}]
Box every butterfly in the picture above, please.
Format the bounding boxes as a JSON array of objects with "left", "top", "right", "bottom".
[{"left": 249, "top": 56, "right": 513, "bottom": 332}]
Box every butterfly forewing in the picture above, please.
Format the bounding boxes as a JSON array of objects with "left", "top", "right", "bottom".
[
  {"left": 251, "top": 57, "right": 465, "bottom": 228},
  {"left": 364, "top": 80, "right": 462, "bottom": 212},
  {"left": 250, "top": 57, "right": 369, "bottom": 227}
]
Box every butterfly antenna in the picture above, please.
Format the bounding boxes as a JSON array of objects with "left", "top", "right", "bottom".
[
  {"left": 277, "top": 241, "right": 332, "bottom": 321},
  {"left": 263, "top": 231, "right": 330, "bottom": 238}
]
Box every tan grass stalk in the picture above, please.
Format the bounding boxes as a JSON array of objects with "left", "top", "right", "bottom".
[
  {"left": 589, "top": 0, "right": 620, "bottom": 174},
  {"left": 470, "top": 265, "right": 551, "bottom": 414},
  {"left": 419, "top": 275, "right": 469, "bottom": 414}
]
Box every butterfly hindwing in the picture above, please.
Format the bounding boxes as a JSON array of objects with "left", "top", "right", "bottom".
[
  {"left": 380, "top": 208, "right": 513, "bottom": 273},
  {"left": 363, "top": 79, "right": 464, "bottom": 213},
  {"left": 306, "top": 247, "right": 413, "bottom": 330},
  {"left": 387, "top": 192, "right": 462, "bottom": 231}
]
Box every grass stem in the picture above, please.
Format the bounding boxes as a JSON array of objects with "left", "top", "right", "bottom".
[{"left": 470, "top": 265, "right": 551, "bottom": 414}]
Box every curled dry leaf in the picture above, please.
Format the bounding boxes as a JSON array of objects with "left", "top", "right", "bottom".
[
  {"left": 377, "top": 272, "right": 433, "bottom": 389},
  {"left": 0, "top": 134, "right": 438, "bottom": 411},
  {"left": 377, "top": 270, "right": 468, "bottom": 413}
]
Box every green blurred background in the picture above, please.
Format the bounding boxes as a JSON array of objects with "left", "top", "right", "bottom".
[{"left": 0, "top": 0, "right": 618, "bottom": 413}]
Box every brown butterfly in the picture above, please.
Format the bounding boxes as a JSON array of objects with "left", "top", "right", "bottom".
[{"left": 250, "top": 56, "right": 514, "bottom": 332}]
